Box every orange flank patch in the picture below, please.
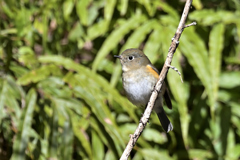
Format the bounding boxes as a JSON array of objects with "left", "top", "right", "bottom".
[{"left": 146, "top": 65, "right": 159, "bottom": 79}]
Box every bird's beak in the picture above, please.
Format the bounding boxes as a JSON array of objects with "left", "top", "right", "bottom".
[{"left": 114, "top": 55, "right": 122, "bottom": 59}]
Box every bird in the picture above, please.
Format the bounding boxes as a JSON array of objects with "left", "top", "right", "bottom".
[{"left": 114, "top": 48, "right": 173, "bottom": 132}]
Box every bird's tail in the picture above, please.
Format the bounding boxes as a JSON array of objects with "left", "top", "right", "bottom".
[{"left": 156, "top": 109, "right": 173, "bottom": 133}]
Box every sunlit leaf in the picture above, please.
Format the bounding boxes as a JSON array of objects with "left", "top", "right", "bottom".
[
  {"left": 219, "top": 71, "right": 240, "bottom": 88},
  {"left": 92, "top": 130, "right": 104, "bottom": 160},
  {"left": 104, "top": 0, "right": 117, "bottom": 21},
  {"left": 192, "top": 0, "right": 203, "bottom": 10},
  {"left": 87, "top": 20, "right": 109, "bottom": 40},
  {"left": 76, "top": 0, "right": 90, "bottom": 26},
  {"left": 189, "top": 10, "right": 238, "bottom": 25},
  {"left": 209, "top": 23, "right": 225, "bottom": 116},
  {"left": 140, "top": 149, "right": 175, "bottom": 160},
  {"left": 18, "top": 46, "right": 38, "bottom": 68},
  {"left": 118, "top": 0, "right": 128, "bottom": 15},
  {"left": 18, "top": 64, "right": 62, "bottom": 85},
  {"left": 177, "top": 149, "right": 214, "bottom": 159},
  {"left": 92, "top": 14, "right": 147, "bottom": 71},
  {"left": 142, "top": 128, "right": 167, "bottom": 144},
  {"left": 63, "top": 0, "right": 74, "bottom": 20},
  {"left": 143, "top": 26, "right": 163, "bottom": 63}
]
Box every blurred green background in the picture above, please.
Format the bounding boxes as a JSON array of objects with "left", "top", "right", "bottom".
[{"left": 0, "top": 0, "right": 240, "bottom": 159}]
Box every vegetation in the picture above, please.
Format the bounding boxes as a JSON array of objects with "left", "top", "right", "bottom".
[{"left": 0, "top": 0, "right": 240, "bottom": 159}]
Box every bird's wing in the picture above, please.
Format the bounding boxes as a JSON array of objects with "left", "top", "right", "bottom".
[
  {"left": 147, "top": 64, "right": 160, "bottom": 75},
  {"left": 148, "top": 64, "right": 172, "bottom": 110}
]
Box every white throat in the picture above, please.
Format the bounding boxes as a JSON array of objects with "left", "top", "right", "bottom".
[{"left": 122, "top": 65, "right": 130, "bottom": 72}]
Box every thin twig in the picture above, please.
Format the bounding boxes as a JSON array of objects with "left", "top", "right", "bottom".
[
  {"left": 184, "top": 22, "right": 197, "bottom": 28},
  {"left": 120, "top": 0, "right": 195, "bottom": 159},
  {"left": 167, "top": 65, "right": 184, "bottom": 83}
]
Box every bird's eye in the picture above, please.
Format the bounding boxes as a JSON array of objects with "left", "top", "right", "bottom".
[{"left": 128, "top": 56, "right": 134, "bottom": 60}]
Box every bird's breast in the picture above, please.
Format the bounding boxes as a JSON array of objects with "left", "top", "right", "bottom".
[{"left": 122, "top": 68, "right": 157, "bottom": 107}]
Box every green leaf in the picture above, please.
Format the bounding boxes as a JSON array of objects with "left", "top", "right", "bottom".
[
  {"left": 225, "top": 129, "right": 240, "bottom": 160},
  {"left": 219, "top": 71, "right": 240, "bottom": 88},
  {"left": 104, "top": 0, "right": 117, "bottom": 20},
  {"left": 230, "top": 102, "right": 240, "bottom": 118},
  {"left": 105, "top": 150, "right": 116, "bottom": 160},
  {"left": 118, "top": 0, "right": 128, "bottom": 16},
  {"left": 209, "top": 23, "right": 225, "bottom": 86},
  {"left": 88, "top": 1, "right": 104, "bottom": 26},
  {"left": 87, "top": 20, "right": 109, "bottom": 40},
  {"left": 76, "top": 0, "right": 90, "bottom": 26},
  {"left": 52, "top": 97, "right": 84, "bottom": 116},
  {"left": 0, "top": 78, "right": 8, "bottom": 123},
  {"left": 38, "top": 77, "right": 72, "bottom": 99},
  {"left": 92, "top": 14, "right": 147, "bottom": 71},
  {"left": 237, "top": 21, "right": 240, "bottom": 42},
  {"left": 137, "top": 0, "right": 154, "bottom": 16},
  {"left": 1, "top": 1, "right": 14, "bottom": 18},
  {"left": 177, "top": 149, "right": 214, "bottom": 159},
  {"left": 68, "top": 22, "right": 85, "bottom": 41},
  {"left": 49, "top": 105, "right": 58, "bottom": 158},
  {"left": 180, "top": 28, "right": 213, "bottom": 117},
  {"left": 18, "top": 46, "right": 38, "bottom": 68},
  {"left": 63, "top": 0, "right": 74, "bottom": 20},
  {"left": 11, "top": 89, "right": 37, "bottom": 160},
  {"left": 60, "top": 115, "right": 74, "bottom": 160},
  {"left": 192, "top": 0, "right": 203, "bottom": 10},
  {"left": 70, "top": 112, "right": 92, "bottom": 159},
  {"left": 208, "top": 104, "right": 231, "bottom": 157},
  {"left": 92, "top": 130, "right": 104, "bottom": 160},
  {"left": 225, "top": 57, "right": 240, "bottom": 65},
  {"left": 4, "top": 76, "right": 24, "bottom": 122},
  {"left": 143, "top": 26, "right": 162, "bottom": 63},
  {"left": 189, "top": 10, "right": 238, "bottom": 26},
  {"left": 14, "top": 8, "right": 32, "bottom": 37},
  {"left": 0, "top": 28, "right": 17, "bottom": 36},
  {"left": 218, "top": 90, "right": 231, "bottom": 102},
  {"left": 140, "top": 149, "right": 175, "bottom": 160},
  {"left": 73, "top": 83, "right": 125, "bottom": 151},
  {"left": 9, "top": 62, "right": 28, "bottom": 78},
  {"left": 110, "top": 61, "right": 122, "bottom": 89},
  {"left": 18, "top": 64, "right": 61, "bottom": 85},
  {"left": 120, "top": 20, "right": 158, "bottom": 52},
  {"left": 167, "top": 51, "right": 190, "bottom": 147},
  {"left": 66, "top": 72, "right": 125, "bottom": 156},
  {"left": 153, "top": 1, "right": 179, "bottom": 19},
  {"left": 209, "top": 23, "right": 225, "bottom": 114},
  {"left": 142, "top": 128, "right": 167, "bottom": 144}
]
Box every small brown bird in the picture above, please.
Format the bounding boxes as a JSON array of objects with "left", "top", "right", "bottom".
[{"left": 115, "top": 48, "right": 173, "bottom": 132}]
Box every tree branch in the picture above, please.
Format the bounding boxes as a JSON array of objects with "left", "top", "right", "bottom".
[{"left": 120, "top": 0, "right": 194, "bottom": 159}]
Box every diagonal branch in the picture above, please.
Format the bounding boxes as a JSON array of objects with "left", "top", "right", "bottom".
[{"left": 120, "top": 0, "right": 195, "bottom": 159}]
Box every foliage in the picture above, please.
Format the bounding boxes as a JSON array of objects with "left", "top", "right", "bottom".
[{"left": 0, "top": 0, "right": 240, "bottom": 159}]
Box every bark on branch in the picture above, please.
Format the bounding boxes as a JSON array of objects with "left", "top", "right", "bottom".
[{"left": 120, "top": 0, "right": 196, "bottom": 159}]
